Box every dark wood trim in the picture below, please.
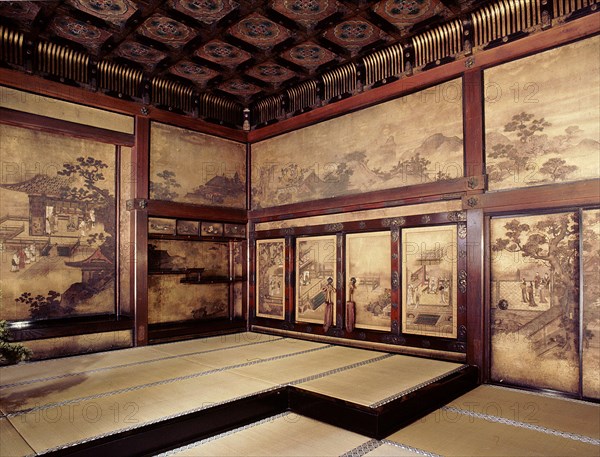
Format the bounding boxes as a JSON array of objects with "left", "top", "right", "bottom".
[
  {"left": 254, "top": 210, "right": 466, "bottom": 238},
  {"left": 463, "top": 70, "right": 485, "bottom": 178},
  {"left": 482, "top": 214, "right": 492, "bottom": 383},
  {"left": 0, "top": 107, "right": 134, "bottom": 146},
  {"left": 9, "top": 315, "right": 133, "bottom": 342},
  {"left": 288, "top": 366, "right": 478, "bottom": 439},
  {"left": 131, "top": 117, "right": 150, "bottom": 346},
  {"left": 41, "top": 388, "right": 288, "bottom": 457},
  {"left": 0, "top": 68, "right": 246, "bottom": 142},
  {"left": 249, "top": 177, "right": 483, "bottom": 222},
  {"left": 462, "top": 179, "right": 600, "bottom": 212},
  {"left": 145, "top": 199, "right": 248, "bottom": 222},
  {"left": 466, "top": 209, "right": 484, "bottom": 380},
  {"left": 148, "top": 320, "right": 246, "bottom": 344},
  {"left": 247, "top": 14, "right": 599, "bottom": 143}
]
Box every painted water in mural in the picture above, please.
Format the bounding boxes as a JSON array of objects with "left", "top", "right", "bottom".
[
  {"left": 0, "top": 124, "right": 116, "bottom": 321},
  {"left": 485, "top": 36, "right": 600, "bottom": 191},
  {"left": 402, "top": 225, "right": 457, "bottom": 338},
  {"left": 582, "top": 209, "right": 600, "bottom": 399},
  {"left": 490, "top": 212, "right": 580, "bottom": 393},
  {"left": 346, "top": 232, "right": 391, "bottom": 331},
  {"left": 150, "top": 122, "right": 246, "bottom": 208},
  {"left": 295, "top": 235, "right": 336, "bottom": 325},
  {"left": 251, "top": 79, "right": 463, "bottom": 209},
  {"left": 256, "top": 239, "right": 285, "bottom": 320}
]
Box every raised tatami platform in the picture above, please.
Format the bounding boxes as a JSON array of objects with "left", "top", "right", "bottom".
[
  {"left": 0, "top": 332, "right": 475, "bottom": 456},
  {"left": 160, "top": 386, "right": 600, "bottom": 457}
]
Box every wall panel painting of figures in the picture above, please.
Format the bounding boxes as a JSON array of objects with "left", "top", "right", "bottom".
[
  {"left": 251, "top": 79, "right": 464, "bottom": 209},
  {"left": 295, "top": 235, "right": 337, "bottom": 325},
  {"left": 582, "top": 208, "right": 600, "bottom": 399},
  {"left": 485, "top": 35, "right": 600, "bottom": 191},
  {"left": 346, "top": 232, "right": 391, "bottom": 331},
  {"left": 149, "top": 122, "right": 246, "bottom": 209},
  {"left": 401, "top": 225, "right": 457, "bottom": 338},
  {"left": 0, "top": 124, "right": 117, "bottom": 322},
  {"left": 256, "top": 239, "right": 285, "bottom": 320},
  {"left": 490, "top": 212, "right": 580, "bottom": 394}
]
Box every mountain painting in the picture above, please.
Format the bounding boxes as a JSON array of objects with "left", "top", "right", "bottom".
[
  {"left": 251, "top": 79, "right": 463, "bottom": 209},
  {"left": 485, "top": 35, "right": 600, "bottom": 191},
  {"left": 0, "top": 124, "right": 117, "bottom": 321},
  {"left": 150, "top": 122, "right": 246, "bottom": 209}
]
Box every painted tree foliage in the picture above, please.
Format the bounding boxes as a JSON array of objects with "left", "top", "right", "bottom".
[
  {"left": 150, "top": 170, "right": 181, "bottom": 201},
  {"left": 492, "top": 213, "right": 579, "bottom": 354},
  {"left": 487, "top": 111, "right": 587, "bottom": 187}
]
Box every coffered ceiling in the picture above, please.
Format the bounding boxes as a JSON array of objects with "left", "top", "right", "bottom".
[{"left": 0, "top": 0, "right": 483, "bottom": 105}]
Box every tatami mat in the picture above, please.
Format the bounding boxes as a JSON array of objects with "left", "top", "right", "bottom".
[
  {"left": 386, "top": 385, "right": 600, "bottom": 457},
  {"left": 159, "top": 413, "right": 372, "bottom": 457},
  {"left": 297, "top": 355, "right": 464, "bottom": 407},
  {"left": 0, "top": 417, "right": 34, "bottom": 457},
  {"left": 7, "top": 370, "right": 275, "bottom": 454},
  {"left": 363, "top": 442, "right": 431, "bottom": 457},
  {"left": 229, "top": 346, "right": 385, "bottom": 386},
  {"left": 448, "top": 384, "right": 600, "bottom": 440}
]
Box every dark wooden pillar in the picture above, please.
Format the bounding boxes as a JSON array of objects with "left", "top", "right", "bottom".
[{"left": 130, "top": 116, "right": 150, "bottom": 346}]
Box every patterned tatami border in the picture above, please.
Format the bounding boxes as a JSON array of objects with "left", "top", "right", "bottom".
[
  {"left": 155, "top": 412, "right": 294, "bottom": 457},
  {"left": 369, "top": 365, "right": 468, "bottom": 408},
  {"left": 441, "top": 406, "right": 600, "bottom": 445},
  {"left": 0, "top": 336, "right": 285, "bottom": 389},
  {"left": 6, "top": 344, "right": 334, "bottom": 418},
  {"left": 36, "top": 350, "right": 395, "bottom": 455}
]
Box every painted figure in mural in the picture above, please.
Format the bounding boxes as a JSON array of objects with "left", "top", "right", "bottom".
[
  {"left": 346, "top": 277, "right": 356, "bottom": 332},
  {"left": 18, "top": 249, "right": 26, "bottom": 270},
  {"left": 540, "top": 272, "right": 550, "bottom": 304},
  {"left": 89, "top": 209, "right": 96, "bottom": 228},
  {"left": 521, "top": 279, "right": 528, "bottom": 303},
  {"left": 45, "top": 207, "right": 57, "bottom": 235},
  {"left": 323, "top": 276, "right": 335, "bottom": 332},
  {"left": 29, "top": 244, "right": 37, "bottom": 263},
  {"left": 527, "top": 281, "right": 537, "bottom": 307},
  {"left": 11, "top": 252, "right": 19, "bottom": 272},
  {"left": 407, "top": 283, "right": 415, "bottom": 307}
]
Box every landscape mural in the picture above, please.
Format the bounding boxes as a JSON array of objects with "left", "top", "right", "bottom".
[
  {"left": 485, "top": 35, "right": 600, "bottom": 191},
  {"left": 490, "top": 212, "right": 580, "bottom": 393},
  {"left": 582, "top": 209, "right": 600, "bottom": 399},
  {"left": 402, "top": 225, "right": 457, "bottom": 338},
  {"left": 150, "top": 122, "right": 246, "bottom": 208},
  {"left": 346, "top": 232, "right": 391, "bottom": 331},
  {"left": 147, "top": 239, "right": 229, "bottom": 323},
  {"left": 0, "top": 124, "right": 116, "bottom": 321},
  {"left": 256, "top": 239, "right": 285, "bottom": 320},
  {"left": 251, "top": 79, "right": 463, "bottom": 209},
  {"left": 295, "top": 235, "right": 337, "bottom": 325}
]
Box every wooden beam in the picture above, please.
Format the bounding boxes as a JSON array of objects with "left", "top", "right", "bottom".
[
  {"left": 0, "top": 107, "right": 135, "bottom": 146},
  {"left": 0, "top": 68, "right": 247, "bottom": 142},
  {"left": 462, "top": 179, "right": 600, "bottom": 212}
]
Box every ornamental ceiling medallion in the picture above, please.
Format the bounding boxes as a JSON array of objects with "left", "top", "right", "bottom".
[
  {"left": 114, "top": 40, "right": 168, "bottom": 69},
  {"left": 170, "top": 60, "right": 219, "bottom": 85},
  {"left": 194, "top": 40, "right": 252, "bottom": 67},
  {"left": 218, "top": 78, "right": 262, "bottom": 96},
  {"left": 271, "top": 0, "right": 344, "bottom": 28},
  {"left": 0, "top": 1, "right": 41, "bottom": 28},
  {"left": 322, "top": 18, "right": 390, "bottom": 54},
  {"left": 169, "top": 0, "right": 239, "bottom": 25},
  {"left": 67, "top": 0, "right": 138, "bottom": 26},
  {"left": 49, "top": 15, "right": 112, "bottom": 54},
  {"left": 139, "top": 14, "right": 197, "bottom": 49},
  {"left": 228, "top": 13, "right": 292, "bottom": 50},
  {"left": 281, "top": 41, "right": 338, "bottom": 70},
  {"left": 246, "top": 60, "right": 294, "bottom": 83},
  {"left": 372, "top": 0, "right": 451, "bottom": 31}
]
